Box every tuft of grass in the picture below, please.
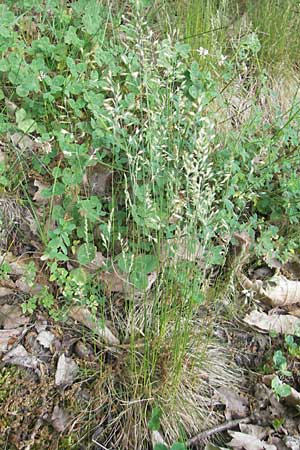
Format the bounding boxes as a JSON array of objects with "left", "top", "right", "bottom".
[
  {"left": 174, "top": 0, "right": 300, "bottom": 74},
  {"left": 87, "top": 318, "right": 239, "bottom": 449}
]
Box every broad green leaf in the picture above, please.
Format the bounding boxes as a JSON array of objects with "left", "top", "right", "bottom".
[
  {"left": 171, "top": 443, "right": 187, "bottom": 450},
  {"left": 82, "top": 1, "right": 103, "bottom": 35},
  {"left": 133, "top": 254, "right": 158, "bottom": 274},
  {"left": 77, "top": 243, "right": 96, "bottom": 265},
  {"left": 130, "top": 271, "right": 148, "bottom": 291},
  {"left": 16, "top": 108, "right": 36, "bottom": 133},
  {"left": 69, "top": 268, "right": 88, "bottom": 286},
  {"left": 148, "top": 407, "right": 162, "bottom": 431},
  {"left": 271, "top": 376, "right": 292, "bottom": 398},
  {"left": 154, "top": 445, "right": 168, "bottom": 450}
]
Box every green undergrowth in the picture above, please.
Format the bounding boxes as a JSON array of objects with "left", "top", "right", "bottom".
[
  {"left": 174, "top": 0, "right": 300, "bottom": 75},
  {"left": 0, "top": 0, "right": 300, "bottom": 448}
]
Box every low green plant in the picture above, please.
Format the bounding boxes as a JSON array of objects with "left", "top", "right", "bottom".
[
  {"left": 0, "top": 260, "right": 11, "bottom": 280},
  {"left": 154, "top": 443, "right": 187, "bottom": 450},
  {"left": 21, "top": 286, "right": 57, "bottom": 317},
  {"left": 149, "top": 406, "right": 187, "bottom": 450},
  {"left": 271, "top": 376, "right": 292, "bottom": 400},
  {"left": 270, "top": 337, "right": 300, "bottom": 400},
  {"left": 285, "top": 335, "right": 300, "bottom": 358},
  {"left": 273, "top": 350, "right": 292, "bottom": 377}
]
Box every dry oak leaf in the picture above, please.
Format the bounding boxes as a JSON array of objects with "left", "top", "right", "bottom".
[
  {"left": 55, "top": 354, "right": 78, "bottom": 387},
  {"left": 99, "top": 268, "right": 128, "bottom": 294},
  {"left": 244, "top": 310, "right": 300, "bottom": 335},
  {"left": 50, "top": 405, "right": 70, "bottom": 433},
  {"left": 239, "top": 273, "right": 300, "bottom": 308},
  {"left": 0, "top": 286, "right": 14, "bottom": 297},
  {"left": 33, "top": 179, "right": 49, "bottom": 203},
  {"left": 0, "top": 329, "right": 22, "bottom": 352},
  {"left": 84, "top": 251, "right": 106, "bottom": 272},
  {"left": 1, "top": 304, "right": 29, "bottom": 329},
  {"left": 2, "top": 344, "right": 39, "bottom": 370},
  {"left": 228, "top": 431, "right": 276, "bottom": 450},
  {"left": 69, "top": 306, "right": 120, "bottom": 345},
  {"left": 217, "top": 387, "right": 249, "bottom": 420}
]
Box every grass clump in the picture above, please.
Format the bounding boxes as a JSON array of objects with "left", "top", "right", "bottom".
[{"left": 174, "top": 0, "right": 300, "bottom": 74}]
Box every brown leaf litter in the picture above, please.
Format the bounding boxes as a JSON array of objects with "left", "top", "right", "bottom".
[
  {"left": 244, "top": 310, "right": 300, "bottom": 335},
  {"left": 240, "top": 273, "right": 300, "bottom": 308},
  {"left": 69, "top": 306, "right": 120, "bottom": 346}
]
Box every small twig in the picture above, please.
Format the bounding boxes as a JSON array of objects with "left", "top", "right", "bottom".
[{"left": 187, "top": 416, "right": 251, "bottom": 448}]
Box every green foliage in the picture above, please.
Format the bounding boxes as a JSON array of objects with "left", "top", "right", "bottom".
[
  {"left": 154, "top": 444, "right": 187, "bottom": 450},
  {"left": 148, "top": 407, "right": 162, "bottom": 431},
  {"left": 22, "top": 286, "right": 56, "bottom": 317},
  {"left": 271, "top": 376, "right": 292, "bottom": 400},
  {"left": 270, "top": 335, "right": 300, "bottom": 400},
  {"left": 0, "top": 261, "right": 11, "bottom": 280},
  {"left": 174, "top": 0, "right": 300, "bottom": 73},
  {"left": 273, "top": 350, "right": 292, "bottom": 377},
  {"left": 285, "top": 335, "right": 300, "bottom": 358}
]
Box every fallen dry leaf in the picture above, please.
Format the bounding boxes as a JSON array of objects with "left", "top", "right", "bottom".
[
  {"left": 239, "top": 424, "right": 269, "bottom": 441},
  {"left": 50, "top": 405, "right": 70, "bottom": 432},
  {"left": 5, "top": 99, "right": 17, "bottom": 115},
  {"left": 217, "top": 387, "right": 249, "bottom": 419},
  {"left": 282, "top": 259, "right": 300, "bottom": 279},
  {"left": 36, "top": 330, "right": 55, "bottom": 349},
  {"left": 244, "top": 310, "right": 300, "bottom": 335},
  {"left": 74, "top": 340, "right": 95, "bottom": 361},
  {"left": 1, "top": 304, "right": 29, "bottom": 329},
  {"left": 0, "top": 286, "right": 14, "bottom": 297},
  {"left": 84, "top": 251, "right": 106, "bottom": 272},
  {"left": 2, "top": 344, "right": 39, "bottom": 370},
  {"left": 0, "top": 253, "right": 27, "bottom": 276},
  {"left": 262, "top": 375, "right": 300, "bottom": 407},
  {"left": 268, "top": 437, "right": 289, "bottom": 450},
  {"left": 99, "top": 268, "right": 128, "bottom": 294},
  {"left": 69, "top": 306, "right": 120, "bottom": 346},
  {"left": 240, "top": 273, "right": 300, "bottom": 308},
  {"left": 39, "top": 141, "right": 52, "bottom": 154},
  {"left": 228, "top": 431, "right": 276, "bottom": 450},
  {"left": 10, "top": 132, "right": 36, "bottom": 153},
  {"left": 33, "top": 179, "right": 49, "bottom": 204},
  {"left": 0, "top": 329, "right": 22, "bottom": 352},
  {"left": 233, "top": 231, "right": 252, "bottom": 252},
  {"left": 55, "top": 354, "right": 78, "bottom": 387},
  {"left": 284, "top": 436, "right": 300, "bottom": 450},
  {"left": 15, "top": 277, "right": 43, "bottom": 295}
]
